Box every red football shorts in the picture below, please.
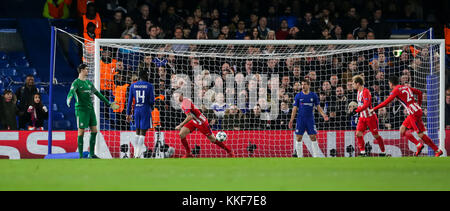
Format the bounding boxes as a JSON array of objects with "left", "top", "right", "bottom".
[
  {"left": 402, "top": 110, "right": 426, "bottom": 133},
  {"left": 183, "top": 120, "right": 213, "bottom": 137},
  {"left": 356, "top": 115, "right": 379, "bottom": 134}
]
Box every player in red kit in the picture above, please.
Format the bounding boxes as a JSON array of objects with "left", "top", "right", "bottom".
[
  {"left": 370, "top": 76, "right": 443, "bottom": 157},
  {"left": 174, "top": 92, "right": 234, "bottom": 158},
  {"left": 352, "top": 75, "right": 386, "bottom": 156}
]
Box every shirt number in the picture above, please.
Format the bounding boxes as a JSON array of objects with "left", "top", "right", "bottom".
[
  {"left": 401, "top": 89, "right": 413, "bottom": 103},
  {"left": 136, "top": 90, "right": 145, "bottom": 104}
]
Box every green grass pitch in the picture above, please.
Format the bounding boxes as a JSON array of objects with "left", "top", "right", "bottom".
[{"left": 1, "top": 157, "right": 449, "bottom": 191}]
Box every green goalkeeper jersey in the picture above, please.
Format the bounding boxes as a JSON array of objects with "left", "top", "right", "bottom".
[{"left": 66, "top": 78, "right": 110, "bottom": 110}]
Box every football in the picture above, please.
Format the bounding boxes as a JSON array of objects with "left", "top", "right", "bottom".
[{"left": 215, "top": 131, "right": 227, "bottom": 142}]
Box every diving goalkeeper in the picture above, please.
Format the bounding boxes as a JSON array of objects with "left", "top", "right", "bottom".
[{"left": 66, "top": 64, "right": 119, "bottom": 158}]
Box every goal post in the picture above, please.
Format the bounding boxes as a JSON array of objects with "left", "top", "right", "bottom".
[{"left": 88, "top": 38, "right": 446, "bottom": 158}]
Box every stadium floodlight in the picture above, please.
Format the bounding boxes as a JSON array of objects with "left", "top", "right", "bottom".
[{"left": 50, "top": 28, "right": 446, "bottom": 158}]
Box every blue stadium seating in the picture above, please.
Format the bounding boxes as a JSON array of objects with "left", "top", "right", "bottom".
[
  {"left": 17, "top": 67, "right": 37, "bottom": 77},
  {"left": 8, "top": 52, "right": 26, "bottom": 60},
  {"left": 0, "top": 67, "right": 17, "bottom": 77},
  {"left": 11, "top": 57, "right": 29, "bottom": 68},
  {"left": 0, "top": 60, "right": 10, "bottom": 68},
  {"left": 53, "top": 120, "right": 71, "bottom": 130},
  {"left": 0, "top": 51, "right": 8, "bottom": 60},
  {"left": 53, "top": 112, "right": 65, "bottom": 121}
]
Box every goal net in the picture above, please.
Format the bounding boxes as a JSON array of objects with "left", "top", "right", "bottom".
[{"left": 63, "top": 32, "right": 446, "bottom": 158}]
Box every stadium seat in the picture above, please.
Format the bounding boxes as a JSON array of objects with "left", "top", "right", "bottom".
[
  {"left": 41, "top": 93, "right": 49, "bottom": 104},
  {"left": 0, "top": 60, "right": 9, "bottom": 68},
  {"left": 0, "top": 51, "right": 8, "bottom": 60},
  {"left": 17, "top": 67, "right": 37, "bottom": 77},
  {"left": 0, "top": 67, "right": 17, "bottom": 77},
  {"left": 10, "top": 75, "right": 22, "bottom": 82},
  {"left": 8, "top": 52, "right": 26, "bottom": 60},
  {"left": 52, "top": 103, "right": 58, "bottom": 112},
  {"left": 53, "top": 112, "right": 65, "bottom": 121},
  {"left": 53, "top": 120, "right": 71, "bottom": 130},
  {"left": 34, "top": 76, "right": 41, "bottom": 83},
  {"left": 12, "top": 58, "right": 29, "bottom": 68}
]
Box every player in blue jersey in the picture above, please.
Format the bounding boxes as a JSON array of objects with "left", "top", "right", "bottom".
[
  {"left": 289, "top": 79, "right": 329, "bottom": 157},
  {"left": 126, "top": 70, "right": 155, "bottom": 158}
]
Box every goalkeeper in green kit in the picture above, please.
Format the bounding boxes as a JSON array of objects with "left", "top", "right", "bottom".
[{"left": 66, "top": 64, "right": 119, "bottom": 158}]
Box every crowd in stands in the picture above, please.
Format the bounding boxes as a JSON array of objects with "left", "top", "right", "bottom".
[
  {"left": 0, "top": 75, "right": 49, "bottom": 130},
  {"left": 37, "top": 0, "right": 449, "bottom": 131}
]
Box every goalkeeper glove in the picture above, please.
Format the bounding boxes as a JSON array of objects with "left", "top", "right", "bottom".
[{"left": 110, "top": 102, "right": 120, "bottom": 110}]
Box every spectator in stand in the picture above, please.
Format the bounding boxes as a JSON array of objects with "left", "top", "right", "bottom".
[
  {"left": 197, "top": 20, "right": 208, "bottom": 34},
  {"left": 193, "top": 7, "right": 203, "bottom": 24},
  {"left": 257, "top": 17, "right": 270, "bottom": 39},
  {"left": 331, "top": 86, "right": 348, "bottom": 129},
  {"left": 317, "top": 8, "right": 334, "bottom": 31},
  {"left": 329, "top": 75, "right": 339, "bottom": 91},
  {"left": 220, "top": 25, "right": 231, "bottom": 39},
  {"left": 104, "top": 10, "right": 125, "bottom": 39},
  {"left": 234, "top": 20, "right": 247, "bottom": 39},
  {"left": 279, "top": 6, "right": 298, "bottom": 28},
  {"left": 172, "top": 26, "right": 189, "bottom": 52},
  {"left": 208, "top": 19, "right": 221, "bottom": 39},
  {"left": 160, "top": 6, "right": 183, "bottom": 37},
  {"left": 345, "top": 80, "right": 357, "bottom": 102},
  {"left": 330, "top": 25, "right": 344, "bottom": 39},
  {"left": 276, "top": 101, "right": 291, "bottom": 130},
  {"left": 370, "top": 9, "right": 391, "bottom": 39},
  {"left": 266, "top": 30, "right": 276, "bottom": 40},
  {"left": 298, "top": 12, "right": 321, "bottom": 39},
  {"left": 266, "top": 6, "right": 279, "bottom": 30},
  {"left": 346, "top": 101, "right": 359, "bottom": 130},
  {"left": 276, "top": 19, "right": 290, "bottom": 40},
  {"left": 223, "top": 105, "right": 245, "bottom": 130},
  {"left": 210, "top": 92, "right": 228, "bottom": 130},
  {"left": 306, "top": 70, "right": 320, "bottom": 92},
  {"left": 27, "top": 93, "right": 49, "bottom": 130},
  {"left": 321, "top": 81, "right": 332, "bottom": 98},
  {"left": 16, "top": 75, "right": 39, "bottom": 130},
  {"left": 346, "top": 33, "right": 355, "bottom": 40},
  {"left": 341, "top": 7, "right": 360, "bottom": 35},
  {"left": 134, "top": 4, "right": 154, "bottom": 39},
  {"left": 247, "top": 104, "right": 264, "bottom": 130},
  {"left": 377, "top": 107, "right": 392, "bottom": 130},
  {"left": 250, "top": 27, "right": 260, "bottom": 40},
  {"left": 320, "top": 27, "right": 332, "bottom": 39},
  {"left": 352, "top": 17, "right": 374, "bottom": 40},
  {"left": 248, "top": 13, "right": 259, "bottom": 29},
  {"left": 367, "top": 31, "right": 376, "bottom": 39},
  {"left": 1, "top": 90, "right": 19, "bottom": 130},
  {"left": 147, "top": 25, "right": 159, "bottom": 39},
  {"left": 184, "top": 16, "right": 197, "bottom": 39},
  {"left": 228, "top": 14, "right": 240, "bottom": 34},
  {"left": 121, "top": 16, "right": 140, "bottom": 39}
]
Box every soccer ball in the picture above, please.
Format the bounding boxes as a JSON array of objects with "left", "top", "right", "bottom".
[{"left": 215, "top": 131, "right": 227, "bottom": 142}]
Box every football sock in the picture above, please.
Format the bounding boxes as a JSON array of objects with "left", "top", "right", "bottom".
[
  {"left": 375, "top": 136, "right": 385, "bottom": 153},
  {"left": 133, "top": 135, "right": 139, "bottom": 158},
  {"left": 311, "top": 141, "right": 320, "bottom": 157},
  {"left": 180, "top": 137, "right": 190, "bottom": 154},
  {"left": 138, "top": 135, "right": 146, "bottom": 157},
  {"left": 356, "top": 136, "right": 365, "bottom": 153},
  {"left": 295, "top": 141, "right": 303, "bottom": 157},
  {"left": 214, "top": 141, "right": 232, "bottom": 153},
  {"left": 404, "top": 130, "right": 420, "bottom": 145},
  {"left": 89, "top": 132, "right": 97, "bottom": 156},
  {"left": 77, "top": 135, "right": 83, "bottom": 158},
  {"left": 421, "top": 134, "right": 439, "bottom": 151}
]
